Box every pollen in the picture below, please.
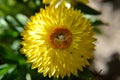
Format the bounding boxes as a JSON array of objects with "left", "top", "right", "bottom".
[{"left": 49, "top": 27, "right": 72, "bottom": 49}]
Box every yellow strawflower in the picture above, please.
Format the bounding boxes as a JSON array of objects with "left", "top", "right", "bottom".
[
  {"left": 21, "top": 5, "right": 95, "bottom": 78},
  {"left": 43, "top": 0, "right": 89, "bottom": 8}
]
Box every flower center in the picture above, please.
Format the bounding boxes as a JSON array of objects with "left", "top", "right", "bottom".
[{"left": 49, "top": 27, "right": 72, "bottom": 49}]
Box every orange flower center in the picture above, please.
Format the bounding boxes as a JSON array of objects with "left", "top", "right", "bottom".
[{"left": 49, "top": 27, "right": 72, "bottom": 49}]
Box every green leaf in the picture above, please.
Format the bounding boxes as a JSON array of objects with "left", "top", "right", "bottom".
[
  {"left": 0, "top": 64, "right": 16, "bottom": 80},
  {"left": 0, "top": 17, "right": 9, "bottom": 36},
  {"left": 5, "top": 15, "right": 23, "bottom": 32},
  {"left": 0, "top": 17, "right": 9, "bottom": 28},
  {"left": 11, "top": 40, "right": 20, "bottom": 50},
  {"left": 75, "top": 2, "right": 101, "bottom": 15},
  {"left": 93, "top": 27, "right": 102, "bottom": 34},
  {"left": 92, "top": 20, "right": 108, "bottom": 26},
  {"left": 77, "top": 68, "right": 94, "bottom": 80},
  {"left": 84, "top": 14, "right": 107, "bottom": 26},
  {"left": 0, "top": 43, "right": 26, "bottom": 65},
  {"left": 16, "top": 14, "right": 29, "bottom": 26},
  {"left": 26, "top": 73, "right": 32, "bottom": 80}
]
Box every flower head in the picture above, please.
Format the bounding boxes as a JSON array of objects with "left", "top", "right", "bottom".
[
  {"left": 43, "top": 0, "right": 89, "bottom": 8},
  {"left": 21, "top": 5, "right": 95, "bottom": 78}
]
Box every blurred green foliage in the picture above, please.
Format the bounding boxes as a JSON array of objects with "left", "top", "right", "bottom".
[{"left": 0, "top": 0, "right": 103, "bottom": 80}]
